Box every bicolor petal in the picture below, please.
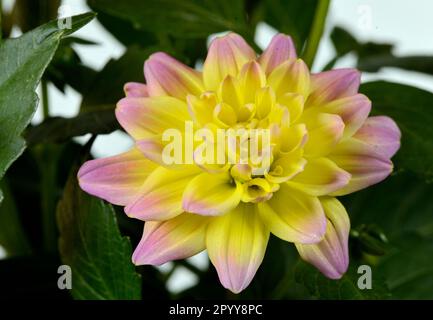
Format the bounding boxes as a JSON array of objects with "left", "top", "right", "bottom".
[
  {"left": 182, "top": 172, "right": 243, "bottom": 216},
  {"left": 144, "top": 52, "right": 204, "bottom": 99},
  {"left": 296, "top": 197, "right": 350, "bottom": 279},
  {"left": 124, "top": 82, "right": 148, "bottom": 97},
  {"left": 203, "top": 32, "right": 256, "bottom": 91},
  {"left": 206, "top": 203, "right": 269, "bottom": 293},
  {"left": 116, "top": 96, "right": 190, "bottom": 139},
  {"left": 288, "top": 157, "right": 351, "bottom": 196},
  {"left": 259, "top": 33, "right": 297, "bottom": 75},
  {"left": 304, "top": 94, "right": 371, "bottom": 138},
  {"left": 78, "top": 148, "right": 157, "bottom": 206},
  {"left": 125, "top": 166, "right": 201, "bottom": 220},
  {"left": 328, "top": 139, "right": 393, "bottom": 196},
  {"left": 257, "top": 183, "right": 326, "bottom": 243},
  {"left": 307, "top": 68, "right": 360, "bottom": 106},
  {"left": 353, "top": 116, "right": 401, "bottom": 159},
  {"left": 133, "top": 213, "right": 208, "bottom": 265}
]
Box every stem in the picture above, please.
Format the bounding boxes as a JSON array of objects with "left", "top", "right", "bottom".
[
  {"left": 302, "top": 0, "right": 331, "bottom": 69},
  {"left": 41, "top": 79, "right": 49, "bottom": 119}
]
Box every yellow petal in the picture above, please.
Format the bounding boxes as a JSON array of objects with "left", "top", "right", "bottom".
[
  {"left": 303, "top": 113, "right": 345, "bottom": 158},
  {"left": 266, "top": 149, "right": 306, "bottom": 183},
  {"left": 213, "top": 102, "right": 238, "bottom": 127},
  {"left": 268, "top": 59, "right": 310, "bottom": 98},
  {"left": 218, "top": 75, "right": 243, "bottom": 111},
  {"left": 257, "top": 184, "right": 326, "bottom": 243},
  {"left": 255, "top": 86, "right": 276, "bottom": 120},
  {"left": 182, "top": 172, "right": 243, "bottom": 216},
  {"left": 238, "top": 60, "right": 266, "bottom": 103},
  {"left": 279, "top": 123, "right": 308, "bottom": 154},
  {"left": 278, "top": 92, "right": 304, "bottom": 123},
  {"left": 187, "top": 92, "right": 216, "bottom": 127},
  {"left": 206, "top": 203, "right": 269, "bottom": 293}
]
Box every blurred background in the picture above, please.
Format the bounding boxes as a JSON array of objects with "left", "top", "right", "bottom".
[{"left": 1, "top": 0, "right": 432, "bottom": 298}]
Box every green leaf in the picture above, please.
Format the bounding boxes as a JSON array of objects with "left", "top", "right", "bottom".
[
  {"left": 294, "top": 261, "right": 390, "bottom": 299},
  {"left": 330, "top": 26, "right": 433, "bottom": 75},
  {"left": 360, "top": 81, "right": 433, "bottom": 181},
  {"left": 327, "top": 26, "right": 394, "bottom": 71},
  {"left": 260, "top": 0, "right": 319, "bottom": 52},
  {"left": 342, "top": 171, "right": 433, "bottom": 299},
  {"left": 0, "top": 12, "right": 95, "bottom": 202},
  {"left": 342, "top": 172, "right": 433, "bottom": 239},
  {"left": 330, "top": 26, "right": 359, "bottom": 57},
  {"left": 329, "top": 26, "right": 394, "bottom": 59},
  {"left": 358, "top": 54, "right": 433, "bottom": 75},
  {"left": 0, "top": 178, "right": 32, "bottom": 257},
  {"left": 88, "top": 0, "right": 251, "bottom": 40},
  {"left": 377, "top": 233, "right": 433, "bottom": 299},
  {"left": 57, "top": 170, "right": 142, "bottom": 300}
]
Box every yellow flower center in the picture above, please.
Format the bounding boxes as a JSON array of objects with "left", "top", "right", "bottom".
[{"left": 186, "top": 60, "right": 308, "bottom": 203}]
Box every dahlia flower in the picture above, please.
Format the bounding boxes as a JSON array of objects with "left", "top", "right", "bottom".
[{"left": 78, "top": 32, "right": 401, "bottom": 293}]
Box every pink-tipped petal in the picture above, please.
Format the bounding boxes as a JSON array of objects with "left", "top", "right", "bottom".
[
  {"left": 116, "top": 96, "right": 190, "bottom": 139},
  {"left": 203, "top": 32, "right": 256, "bottom": 91},
  {"left": 206, "top": 203, "right": 269, "bottom": 294},
  {"left": 144, "top": 52, "right": 204, "bottom": 99},
  {"left": 307, "top": 68, "right": 361, "bottom": 106},
  {"left": 328, "top": 139, "right": 394, "bottom": 196},
  {"left": 353, "top": 116, "right": 401, "bottom": 159},
  {"left": 124, "top": 82, "right": 148, "bottom": 97},
  {"left": 259, "top": 33, "right": 297, "bottom": 75},
  {"left": 125, "top": 166, "right": 201, "bottom": 220},
  {"left": 182, "top": 172, "right": 243, "bottom": 216},
  {"left": 288, "top": 157, "right": 351, "bottom": 196},
  {"left": 304, "top": 94, "right": 371, "bottom": 138},
  {"left": 78, "top": 148, "right": 157, "bottom": 206},
  {"left": 257, "top": 184, "right": 327, "bottom": 244},
  {"left": 296, "top": 197, "right": 350, "bottom": 279},
  {"left": 133, "top": 213, "right": 208, "bottom": 265}
]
